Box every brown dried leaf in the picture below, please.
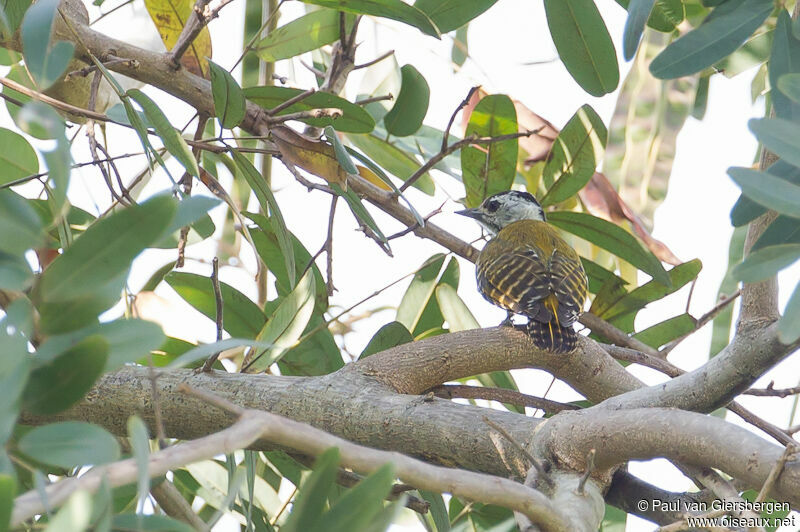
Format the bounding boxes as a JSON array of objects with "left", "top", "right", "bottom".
[
  {"left": 271, "top": 125, "right": 347, "bottom": 188},
  {"left": 144, "top": 0, "right": 212, "bottom": 78}
]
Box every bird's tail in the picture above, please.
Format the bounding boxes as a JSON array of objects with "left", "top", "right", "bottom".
[{"left": 526, "top": 320, "right": 577, "bottom": 354}]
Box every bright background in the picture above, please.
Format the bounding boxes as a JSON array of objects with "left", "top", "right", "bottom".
[{"left": 3, "top": 0, "right": 800, "bottom": 530}]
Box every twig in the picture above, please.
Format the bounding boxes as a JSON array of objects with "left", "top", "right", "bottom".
[
  {"left": 443, "top": 86, "right": 479, "bottom": 152},
  {"left": 266, "top": 108, "right": 342, "bottom": 124},
  {"left": 386, "top": 203, "right": 444, "bottom": 241},
  {"left": 742, "top": 383, "right": 800, "bottom": 397},
  {"left": 66, "top": 55, "right": 139, "bottom": 79},
  {"left": 575, "top": 449, "right": 595, "bottom": 495},
  {"left": 168, "top": 0, "right": 232, "bottom": 69},
  {"left": 579, "top": 312, "right": 662, "bottom": 358},
  {"left": 265, "top": 88, "right": 315, "bottom": 116},
  {"left": 353, "top": 49, "right": 395, "bottom": 70},
  {"left": 230, "top": 0, "right": 287, "bottom": 72},
  {"left": 482, "top": 416, "right": 551, "bottom": 486},
  {"left": 431, "top": 384, "right": 579, "bottom": 414},
  {"left": 354, "top": 94, "right": 394, "bottom": 106},
  {"left": 325, "top": 196, "right": 338, "bottom": 296},
  {"left": 600, "top": 344, "right": 682, "bottom": 377},
  {"left": 177, "top": 115, "right": 208, "bottom": 268},
  {"left": 654, "top": 508, "right": 729, "bottom": 532},
  {"left": 150, "top": 479, "right": 210, "bottom": 531},
  {"left": 201, "top": 258, "right": 224, "bottom": 372},
  {"left": 86, "top": 70, "right": 129, "bottom": 206},
  {"left": 755, "top": 444, "right": 797, "bottom": 503},
  {"left": 661, "top": 289, "right": 741, "bottom": 355},
  {"left": 398, "top": 128, "right": 543, "bottom": 193},
  {"left": 0, "top": 152, "right": 147, "bottom": 190}
]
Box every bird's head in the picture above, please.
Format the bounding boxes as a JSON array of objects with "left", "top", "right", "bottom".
[{"left": 456, "top": 190, "right": 545, "bottom": 236}]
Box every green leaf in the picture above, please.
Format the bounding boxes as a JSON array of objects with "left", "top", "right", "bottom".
[
  {"left": 600, "top": 504, "right": 628, "bottom": 532},
  {"left": 730, "top": 160, "right": 800, "bottom": 226},
  {"left": 278, "top": 314, "right": 343, "bottom": 376},
  {"left": 461, "top": 94, "right": 518, "bottom": 207},
  {"left": 232, "top": 151, "right": 296, "bottom": 286},
  {"left": 324, "top": 464, "right": 395, "bottom": 532},
  {"left": 452, "top": 24, "right": 468, "bottom": 67},
  {"left": 127, "top": 89, "right": 199, "bottom": 177},
  {"left": 731, "top": 244, "right": 800, "bottom": 283},
  {"left": 166, "top": 338, "right": 274, "bottom": 368},
  {"left": 298, "top": 0, "right": 439, "bottom": 38},
  {"left": 281, "top": 447, "right": 340, "bottom": 532},
  {"left": 728, "top": 167, "right": 800, "bottom": 218},
  {"left": 540, "top": 104, "right": 606, "bottom": 205},
  {"left": 753, "top": 215, "right": 800, "bottom": 250},
  {"left": 547, "top": 211, "right": 671, "bottom": 286},
  {"left": 359, "top": 321, "right": 413, "bottom": 358},
  {"left": 769, "top": 10, "right": 800, "bottom": 121},
  {"left": 649, "top": 0, "right": 773, "bottom": 79},
  {"left": 255, "top": 9, "right": 352, "bottom": 61},
  {"left": 710, "top": 226, "right": 747, "bottom": 357},
  {"left": 419, "top": 490, "right": 450, "bottom": 532},
  {"left": 331, "top": 183, "right": 391, "bottom": 254},
  {"left": 582, "top": 257, "right": 627, "bottom": 295},
  {"left": 0, "top": 0, "right": 31, "bottom": 40},
  {"left": 384, "top": 64, "right": 430, "bottom": 137},
  {"left": 344, "top": 132, "right": 435, "bottom": 195},
  {"left": 37, "top": 195, "right": 177, "bottom": 302},
  {"left": 18, "top": 422, "right": 120, "bottom": 469},
  {"left": 435, "top": 284, "right": 479, "bottom": 331},
  {"left": 544, "top": 0, "right": 619, "bottom": 96},
  {"left": 633, "top": 313, "right": 696, "bottom": 348},
  {"left": 45, "top": 490, "right": 91, "bottom": 532},
  {"left": 325, "top": 126, "right": 358, "bottom": 174},
  {"left": 166, "top": 271, "right": 266, "bottom": 338},
  {"left": 23, "top": 335, "right": 108, "bottom": 415},
  {"left": 0, "top": 252, "right": 33, "bottom": 291},
  {"left": 0, "top": 127, "right": 38, "bottom": 184},
  {"left": 209, "top": 60, "right": 246, "bottom": 129},
  {"left": 0, "top": 475, "right": 14, "bottom": 532},
  {"left": 623, "top": 0, "right": 656, "bottom": 61},
  {"left": 111, "top": 514, "right": 195, "bottom": 532},
  {"left": 244, "top": 86, "right": 375, "bottom": 133},
  {"left": 615, "top": 0, "right": 684, "bottom": 32},
  {"left": 0, "top": 190, "right": 44, "bottom": 255},
  {"left": 778, "top": 73, "right": 800, "bottom": 104},
  {"left": 396, "top": 254, "right": 447, "bottom": 333},
  {"left": 248, "top": 269, "right": 317, "bottom": 372},
  {"left": 749, "top": 117, "right": 800, "bottom": 168},
  {"left": 21, "top": 0, "right": 75, "bottom": 90},
  {"left": 127, "top": 416, "right": 150, "bottom": 513},
  {"left": 414, "top": 0, "right": 497, "bottom": 33},
  {"left": 779, "top": 282, "right": 800, "bottom": 343}
]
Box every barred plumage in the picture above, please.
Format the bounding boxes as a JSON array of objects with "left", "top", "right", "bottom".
[{"left": 458, "top": 192, "right": 587, "bottom": 354}]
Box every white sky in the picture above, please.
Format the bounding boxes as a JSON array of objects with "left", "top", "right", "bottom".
[{"left": 3, "top": 0, "right": 800, "bottom": 530}]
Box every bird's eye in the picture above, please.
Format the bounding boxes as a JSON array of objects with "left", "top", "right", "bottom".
[{"left": 486, "top": 200, "right": 499, "bottom": 212}]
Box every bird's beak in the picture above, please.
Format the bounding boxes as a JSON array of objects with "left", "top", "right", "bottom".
[{"left": 456, "top": 207, "right": 482, "bottom": 220}]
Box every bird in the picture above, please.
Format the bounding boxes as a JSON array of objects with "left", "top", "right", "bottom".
[{"left": 457, "top": 190, "right": 587, "bottom": 353}]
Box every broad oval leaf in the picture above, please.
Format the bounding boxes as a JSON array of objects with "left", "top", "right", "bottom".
[
  {"left": 614, "top": 0, "right": 684, "bottom": 33},
  {"left": 37, "top": 195, "right": 177, "bottom": 302},
  {"left": 255, "top": 9, "right": 353, "bottom": 62},
  {"left": 244, "top": 86, "right": 375, "bottom": 133},
  {"left": 623, "top": 0, "right": 656, "bottom": 61},
  {"left": 0, "top": 128, "right": 38, "bottom": 184},
  {"left": 209, "top": 60, "right": 246, "bottom": 129},
  {"left": 396, "top": 255, "right": 459, "bottom": 336},
  {"left": 435, "top": 284, "right": 479, "bottom": 332},
  {"left": 299, "top": 0, "right": 440, "bottom": 38},
  {"left": 731, "top": 244, "right": 800, "bottom": 283},
  {"left": 359, "top": 321, "right": 413, "bottom": 359},
  {"left": 752, "top": 215, "right": 800, "bottom": 251},
  {"left": 748, "top": 118, "right": 800, "bottom": 169},
  {"left": 166, "top": 271, "right": 266, "bottom": 338},
  {"left": 540, "top": 104, "right": 607, "bottom": 206},
  {"left": 413, "top": 0, "right": 498, "bottom": 34},
  {"left": 544, "top": 0, "right": 620, "bottom": 96},
  {"left": 384, "top": 64, "right": 430, "bottom": 137},
  {"left": 461, "top": 94, "right": 518, "bottom": 207},
  {"left": 22, "top": 335, "right": 108, "bottom": 415},
  {"left": 21, "top": 0, "right": 75, "bottom": 90},
  {"left": 127, "top": 89, "right": 200, "bottom": 177},
  {"left": 728, "top": 167, "right": 800, "bottom": 219},
  {"left": 18, "top": 422, "right": 120, "bottom": 468},
  {"left": 649, "top": 0, "right": 773, "bottom": 79},
  {"left": 633, "top": 313, "right": 696, "bottom": 348},
  {"left": 547, "top": 211, "right": 671, "bottom": 286},
  {"left": 730, "top": 160, "right": 800, "bottom": 226},
  {"left": 0, "top": 190, "right": 44, "bottom": 256},
  {"left": 344, "top": 132, "right": 435, "bottom": 195},
  {"left": 778, "top": 73, "right": 800, "bottom": 104}
]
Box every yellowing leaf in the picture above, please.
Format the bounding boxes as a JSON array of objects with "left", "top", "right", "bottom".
[
  {"left": 144, "top": 0, "right": 212, "bottom": 78},
  {"left": 271, "top": 125, "right": 347, "bottom": 188},
  {"left": 356, "top": 165, "right": 391, "bottom": 191}
]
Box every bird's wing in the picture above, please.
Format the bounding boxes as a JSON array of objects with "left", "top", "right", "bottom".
[
  {"left": 476, "top": 245, "right": 554, "bottom": 320},
  {"left": 549, "top": 249, "right": 587, "bottom": 327}
]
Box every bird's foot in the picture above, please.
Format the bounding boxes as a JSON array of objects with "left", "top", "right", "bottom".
[{"left": 499, "top": 312, "right": 514, "bottom": 327}]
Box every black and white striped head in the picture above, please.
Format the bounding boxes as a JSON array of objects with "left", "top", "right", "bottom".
[{"left": 456, "top": 190, "right": 545, "bottom": 236}]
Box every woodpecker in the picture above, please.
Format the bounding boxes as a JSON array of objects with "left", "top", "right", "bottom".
[{"left": 457, "top": 191, "right": 587, "bottom": 353}]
